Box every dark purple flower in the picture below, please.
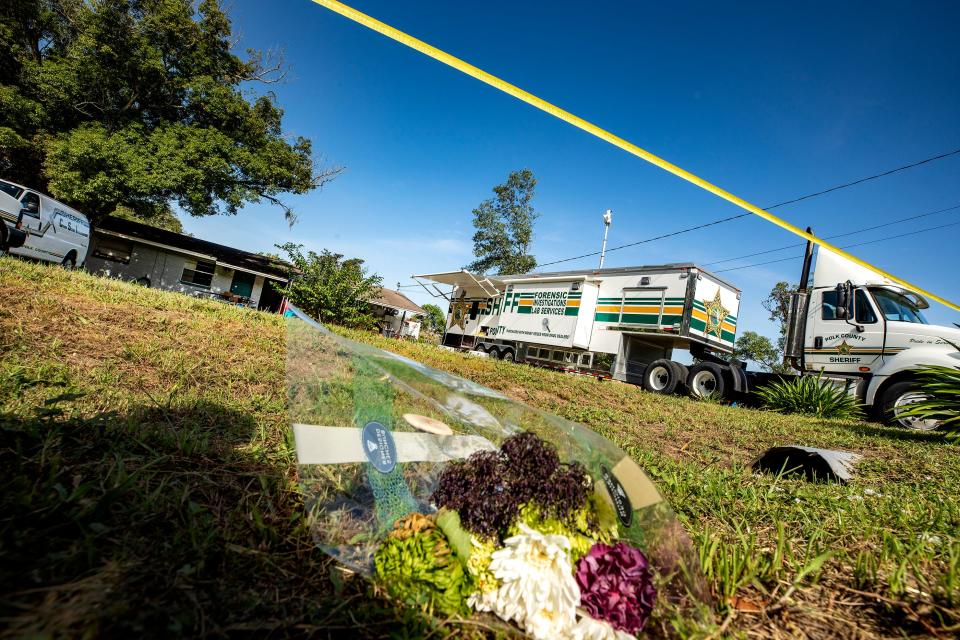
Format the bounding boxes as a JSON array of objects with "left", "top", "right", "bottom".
[
  {"left": 431, "top": 432, "right": 590, "bottom": 540},
  {"left": 575, "top": 542, "right": 657, "bottom": 634}
]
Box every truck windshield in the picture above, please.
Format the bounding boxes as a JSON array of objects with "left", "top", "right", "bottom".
[
  {"left": 0, "top": 180, "right": 23, "bottom": 199},
  {"left": 869, "top": 288, "right": 928, "bottom": 324}
]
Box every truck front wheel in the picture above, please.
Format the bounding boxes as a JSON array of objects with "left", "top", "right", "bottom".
[
  {"left": 687, "top": 363, "right": 727, "bottom": 400},
  {"left": 879, "top": 381, "right": 939, "bottom": 431}
]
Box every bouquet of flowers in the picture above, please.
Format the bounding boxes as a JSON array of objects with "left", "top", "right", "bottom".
[{"left": 285, "top": 305, "right": 710, "bottom": 638}]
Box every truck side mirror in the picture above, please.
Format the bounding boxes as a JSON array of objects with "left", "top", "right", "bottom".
[{"left": 834, "top": 283, "right": 849, "bottom": 319}]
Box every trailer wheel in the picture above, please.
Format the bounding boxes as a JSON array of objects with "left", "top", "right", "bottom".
[
  {"left": 642, "top": 358, "right": 681, "bottom": 394},
  {"left": 500, "top": 349, "right": 515, "bottom": 362},
  {"left": 669, "top": 361, "right": 689, "bottom": 394},
  {"left": 687, "top": 363, "right": 727, "bottom": 400},
  {"left": 475, "top": 344, "right": 487, "bottom": 353},
  {"left": 879, "top": 381, "right": 939, "bottom": 431},
  {"left": 487, "top": 346, "right": 500, "bottom": 359}
]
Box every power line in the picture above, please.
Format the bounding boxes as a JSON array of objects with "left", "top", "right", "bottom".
[
  {"left": 535, "top": 148, "right": 960, "bottom": 270},
  {"left": 397, "top": 202, "right": 960, "bottom": 290},
  {"left": 714, "top": 219, "right": 960, "bottom": 273},
  {"left": 702, "top": 203, "right": 960, "bottom": 267},
  {"left": 759, "top": 148, "right": 960, "bottom": 209}
]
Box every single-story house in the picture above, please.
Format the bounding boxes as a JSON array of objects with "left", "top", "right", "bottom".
[
  {"left": 370, "top": 288, "right": 426, "bottom": 339},
  {"left": 84, "top": 216, "right": 290, "bottom": 312}
]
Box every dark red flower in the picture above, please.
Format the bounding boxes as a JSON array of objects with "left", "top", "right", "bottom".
[{"left": 575, "top": 542, "right": 657, "bottom": 634}]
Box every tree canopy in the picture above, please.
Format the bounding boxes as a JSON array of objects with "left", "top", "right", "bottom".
[
  {"left": 762, "top": 281, "right": 798, "bottom": 359},
  {"left": 0, "top": 0, "right": 336, "bottom": 225},
  {"left": 732, "top": 330, "right": 790, "bottom": 373},
  {"left": 420, "top": 303, "right": 446, "bottom": 335},
  {"left": 466, "top": 169, "right": 538, "bottom": 275},
  {"left": 275, "top": 243, "right": 382, "bottom": 329}
]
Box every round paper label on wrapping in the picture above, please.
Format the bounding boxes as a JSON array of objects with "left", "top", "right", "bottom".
[{"left": 361, "top": 421, "right": 397, "bottom": 474}]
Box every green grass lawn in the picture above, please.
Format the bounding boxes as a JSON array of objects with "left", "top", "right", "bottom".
[{"left": 1, "top": 256, "right": 957, "bottom": 638}]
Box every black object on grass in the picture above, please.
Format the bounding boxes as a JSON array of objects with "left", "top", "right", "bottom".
[{"left": 752, "top": 446, "right": 861, "bottom": 483}]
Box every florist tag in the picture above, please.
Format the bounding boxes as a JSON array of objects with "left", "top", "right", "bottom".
[
  {"left": 362, "top": 421, "right": 397, "bottom": 474},
  {"left": 600, "top": 465, "right": 633, "bottom": 527}
]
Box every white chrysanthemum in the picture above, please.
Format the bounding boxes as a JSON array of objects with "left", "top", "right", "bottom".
[
  {"left": 469, "top": 524, "right": 580, "bottom": 640},
  {"left": 571, "top": 612, "right": 636, "bottom": 640}
]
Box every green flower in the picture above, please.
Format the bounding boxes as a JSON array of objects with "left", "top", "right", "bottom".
[
  {"left": 509, "top": 502, "right": 611, "bottom": 563},
  {"left": 374, "top": 513, "right": 474, "bottom": 615}
]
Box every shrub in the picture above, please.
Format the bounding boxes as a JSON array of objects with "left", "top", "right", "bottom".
[
  {"left": 755, "top": 373, "right": 862, "bottom": 420},
  {"left": 899, "top": 364, "right": 960, "bottom": 442}
]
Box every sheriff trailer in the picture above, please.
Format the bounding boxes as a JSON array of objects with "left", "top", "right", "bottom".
[
  {"left": 414, "top": 263, "right": 744, "bottom": 396},
  {"left": 415, "top": 234, "right": 960, "bottom": 431}
]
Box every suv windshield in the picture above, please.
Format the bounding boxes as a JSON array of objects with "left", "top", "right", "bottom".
[
  {"left": 0, "top": 180, "right": 24, "bottom": 199},
  {"left": 869, "top": 287, "right": 928, "bottom": 324}
]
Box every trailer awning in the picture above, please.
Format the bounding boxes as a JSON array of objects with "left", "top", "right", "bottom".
[{"left": 413, "top": 270, "right": 504, "bottom": 297}]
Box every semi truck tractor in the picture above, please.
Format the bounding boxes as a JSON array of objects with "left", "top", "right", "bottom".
[{"left": 414, "top": 233, "right": 959, "bottom": 430}]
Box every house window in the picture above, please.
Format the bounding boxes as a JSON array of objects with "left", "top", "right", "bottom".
[
  {"left": 91, "top": 236, "right": 133, "bottom": 264},
  {"left": 181, "top": 260, "right": 215, "bottom": 288}
]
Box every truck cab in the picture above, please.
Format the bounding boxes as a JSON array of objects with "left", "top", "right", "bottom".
[
  {"left": 787, "top": 245, "right": 960, "bottom": 429},
  {"left": 0, "top": 179, "right": 90, "bottom": 267}
]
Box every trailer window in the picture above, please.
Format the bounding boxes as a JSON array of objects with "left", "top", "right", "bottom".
[
  {"left": 180, "top": 260, "right": 215, "bottom": 289},
  {"left": 469, "top": 301, "right": 479, "bottom": 320},
  {"left": 0, "top": 180, "right": 23, "bottom": 199},
  {"left": 869, "top": 288, "right": 928, "bottom": 324},
  {"left": 91, "top": 236, "right": 133, "bottom": 264}
]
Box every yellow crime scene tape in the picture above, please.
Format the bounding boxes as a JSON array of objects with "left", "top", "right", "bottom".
[{"left": 308, "top": 0, "right": 960, "bottom": 312}]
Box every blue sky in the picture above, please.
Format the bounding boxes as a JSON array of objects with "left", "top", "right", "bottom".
[{"left": 183, "top": 0, "right": 960, "bottom": 338}]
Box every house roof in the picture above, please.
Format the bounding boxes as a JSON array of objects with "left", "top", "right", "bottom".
[
  {"left": 94, "top": 216, "right": 291, "bottom": 280},
  {"left": 371, "top": 288, "right": 426, "bottom": 315}
]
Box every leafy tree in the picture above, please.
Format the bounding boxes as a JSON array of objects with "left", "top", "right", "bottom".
[
  {"left": 421, "top": 303, "right": 447, "bottom": 335},
  {"left": 467, "top": 169, "right": 538, "bottom": 275},
  {"left": 275, "top": 243, "right": 382, "bottom": 329},
  {"left": 732, "top": 330, "right": 791, "bottom": 373},
  {"left": 111, "top": 205, "right": 183, "bottom": 234},
  {"left": 762, "top": 281, "right": 798, "bottom": 360},
  {"left": 0, "top": 0, "right": 337, "bottom": 226}
]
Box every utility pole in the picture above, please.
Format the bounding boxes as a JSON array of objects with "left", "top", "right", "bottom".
[{"left": 598, "top": 209, "right": 612, "bottom": 269}]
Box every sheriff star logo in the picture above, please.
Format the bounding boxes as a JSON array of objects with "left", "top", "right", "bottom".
[
  {"left": 836, "top": 340, "right": 853, "bottom": 355},
  {"left": 703, "top": 290, "right": 729, "bottom": 339},
  {"left": 449, "top": 291, "right": 469, "bottom": 330}
]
